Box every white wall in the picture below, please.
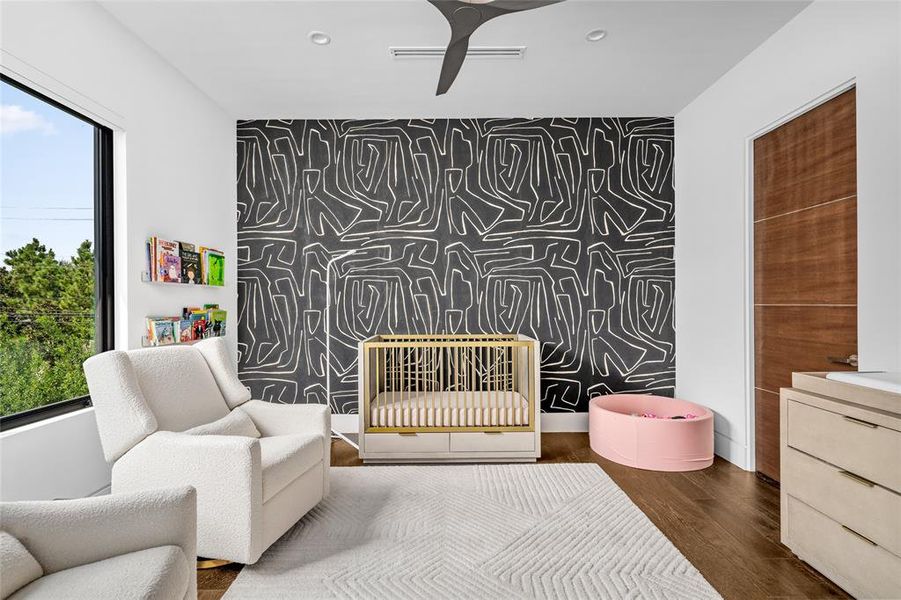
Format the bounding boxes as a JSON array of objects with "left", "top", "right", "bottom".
[
  {"left": 0, "top": 1, "right": 236, "bottom": 500},
  {"left": 674, "top": 1, "right": 901, "bottom": 469}
]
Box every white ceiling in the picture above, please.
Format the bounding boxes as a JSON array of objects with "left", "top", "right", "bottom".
[{"left": 99, "top": 0, "right": 809, "bottom": 118}]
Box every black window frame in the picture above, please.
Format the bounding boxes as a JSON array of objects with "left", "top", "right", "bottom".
[{"left": 0, "top": 74, "right": 114, "bottom": 431}]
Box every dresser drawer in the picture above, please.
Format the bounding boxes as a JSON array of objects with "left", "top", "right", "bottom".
[
  {"left": 783, "top": 446, "right": 901, "bottom": 556},
  {"left": 786, "top": 399, "right": 901, "bottom": 492},
  {"left": 364, "top": 432, "right": 449, "bottom": 454},
  {"left": 786, "top": 495, "right": 901, "bottom": 599},
  {"left": 449, "top": 431, "right": 535, "bottom": 453}
]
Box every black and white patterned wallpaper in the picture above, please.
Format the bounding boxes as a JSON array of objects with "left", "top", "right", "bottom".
[{"left": 236, "top": 118, "right": 674, "bottom": 414}]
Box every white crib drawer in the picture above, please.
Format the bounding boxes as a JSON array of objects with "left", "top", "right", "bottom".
[
  {"left": 450, "top": 432, "right": 535, "bottom": 453},
  {"left": 364, "top": 432, "right": 449, "bottom": 454}
]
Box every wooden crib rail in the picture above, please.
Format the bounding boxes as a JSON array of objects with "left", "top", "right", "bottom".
[{"left": 359, "top": 335, "right": 538, "bottom": 434}]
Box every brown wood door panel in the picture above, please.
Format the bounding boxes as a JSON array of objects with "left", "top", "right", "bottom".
[
  {"left": 754, "top": 197, "right": 857, "bottom": 305},
  {"left": 753, "top": 88, "right": 856, "bottom": 221},
  {"left": 754, "top": 305, "right": 857, "bottom": 395},
  {"left": 753, "top": 89, "right": 857, "bottom": 483},
  {"left": 755, "top": 389, "right": 781, "bottom": 480}
]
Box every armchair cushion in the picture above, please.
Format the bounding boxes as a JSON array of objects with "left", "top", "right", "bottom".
[
  {"left": 83, "top": 351, "right": 158, "bottom": 462},
  {"left": 184, "top": 407, "right": 260, "bottom": 438},
  {"left": 260, "top": 435, "right": 324, "bottom": 502},
  {"left": 8, "top": 545, "right": 189, "bottom": 600},
  {"left": 194, "top": 338, "right": 252, "bottom": 409},
  {"left": 126, "top": 346, "right": 230, "bottom": 432},
  {"left": 0, "top": 532, "right": 43, "bottom": 599}
]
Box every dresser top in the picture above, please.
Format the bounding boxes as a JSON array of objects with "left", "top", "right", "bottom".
[{"left": 792, "top": 372, "right": 901, "bottom": 415}]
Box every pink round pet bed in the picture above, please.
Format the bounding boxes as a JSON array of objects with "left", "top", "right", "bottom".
[{"left": 588, "top": 394, "right": 714, "bottom": 471}]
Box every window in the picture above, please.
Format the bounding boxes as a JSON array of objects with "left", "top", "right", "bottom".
[{"left": 0, "top": 75, "right": 113, "bottom": 429}]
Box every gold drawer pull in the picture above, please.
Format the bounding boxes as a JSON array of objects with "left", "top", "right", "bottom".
[
  {"left": 484, "top": 431, "right": 503, "bottom": 435},
  {"left": 398, "top": 432, "right": 418, "bottom": 437},
  {"left": 842, "top": 415, "right": 878, "bottom": 429},
  {"left": 842, "top": 525, "right": 878, "bottom": 546},
  {"left": 838, "top": 470, "right": 875, "bottom": 488}
]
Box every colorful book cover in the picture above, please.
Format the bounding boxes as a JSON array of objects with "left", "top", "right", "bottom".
[
  {"left": 206, "top": 251, "right": 225, "bottom": 286},
  {"left": 208, "top": 309, "right": 227, "bottom": 337},
  {"left": 178, "top": 319, "right": 194, "bottom": 343},
  {"left": 179, "top": 243, "right": 200, "bottom": 285},
  {"left": 150, "top": 237, "right": 159, "bottom": 281},
  {"left": 156, "top": 239, "right": 182, "bottom": 283},
  {"left": 145, "top": 317, "right": 156, "bottom": 345},
  {"left": 152, "top": 319, "right": 176, "bottom": 345},
  {"left": 190, "top": 313, "right": 207, "bottom": 339}
]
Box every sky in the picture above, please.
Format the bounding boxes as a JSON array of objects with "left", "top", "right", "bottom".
[{"left": 0, "top": 80, "right": 95, "bottom": 261}]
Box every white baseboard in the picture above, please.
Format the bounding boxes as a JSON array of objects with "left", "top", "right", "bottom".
[
  {"left": 714, "top": 430, "right": 750, "bottom": 471},
  {"left": 331, "top": 413, "right": 590, "bottom": 433},
  {"left": 540, "top": 413, "right": 589, "bottom": 432}
]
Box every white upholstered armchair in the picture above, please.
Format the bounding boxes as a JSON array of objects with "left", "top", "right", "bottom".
[
  {"left": 1, "top": 487, "right": 196, "bottom": 600},
  {"left": 83, "top": 338, "right": 330, "bottom": 565}
]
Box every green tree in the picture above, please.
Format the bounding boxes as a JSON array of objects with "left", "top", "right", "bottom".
[
  {"left": 1, "top": 239, "right": 63, "bottom": 314},
  {"left": 0, "top": 239, "right": 95, "bottom": 417}
]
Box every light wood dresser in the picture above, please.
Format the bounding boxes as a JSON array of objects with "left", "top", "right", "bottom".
[{"left": 780, "top": 372, "right": 901, "bottom": 599}]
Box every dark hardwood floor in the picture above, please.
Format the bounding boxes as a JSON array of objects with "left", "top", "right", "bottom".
[{"left": 198, "top": 433, "right": 848, "bottom": 600}]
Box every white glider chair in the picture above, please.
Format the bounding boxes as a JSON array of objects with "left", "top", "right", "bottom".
[
  {"left": 1, "top": 486, "right": 196, "bottom": 600},
  {"left": 83, "top": 338, "right": 330, "bottom": 565}
]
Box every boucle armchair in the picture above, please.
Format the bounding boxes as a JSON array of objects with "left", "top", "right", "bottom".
[
  {"left": 83, "top": 338, "right": 330, "bottom": 564},
  {"left": 0, "top": 486, "right": 196, "bottom": 600}
]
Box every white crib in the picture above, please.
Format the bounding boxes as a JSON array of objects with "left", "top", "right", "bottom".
[{"left": 357, "top": 334, "right": 541, "bottom": 463}]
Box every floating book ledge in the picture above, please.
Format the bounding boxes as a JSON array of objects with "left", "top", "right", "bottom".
[
  {"left": 140, "top": 272, "right": 222, "bottom": 287},
  {"left": 140, "top": 336, "right": 212, "bottom": 348}
]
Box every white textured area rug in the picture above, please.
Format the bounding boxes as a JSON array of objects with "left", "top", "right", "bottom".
[{"left": 224, "top": 464, "right": 721, "bottom": 600}]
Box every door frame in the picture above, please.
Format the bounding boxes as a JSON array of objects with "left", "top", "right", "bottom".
[{"left": 742, "top": 78, "right": 857, "bottom": 472}]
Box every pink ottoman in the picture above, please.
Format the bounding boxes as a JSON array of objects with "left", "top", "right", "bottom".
[{"left": 588, "top": 394, "right": 714, "bottom": 471}]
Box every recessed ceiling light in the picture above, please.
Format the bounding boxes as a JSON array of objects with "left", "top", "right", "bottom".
[
  {"left": 309, "top": 31, "right": 331, "bottom": 46},
  {"left": 585, "top": 29, "right": 607, "bottom": 42}
]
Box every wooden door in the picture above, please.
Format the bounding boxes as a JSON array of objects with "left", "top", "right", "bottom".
[{"left": 753, "top": 88, "right": 858, "bottom": 482}]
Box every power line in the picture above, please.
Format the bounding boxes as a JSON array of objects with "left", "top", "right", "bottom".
[
  {"left": 0, "top": 217, "right": 93, "bottom": 221},
  {"left": 1, "top": 206, "right": 92, "bottom": 210}
]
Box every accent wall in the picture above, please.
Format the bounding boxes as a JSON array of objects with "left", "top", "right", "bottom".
[{"left": 236, "top": 118, "right": 674, "bottom": 416}]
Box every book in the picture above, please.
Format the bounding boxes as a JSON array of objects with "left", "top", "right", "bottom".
[
  {"left": 189, "top": 312, "right": 207, "bottom": 339},
  {"left": 199, "top": 247, "right": 225, "bottom": 286},
  {"left": 156, "top": 239, "right": 181, "bottom": 283},
  {"left": 207, "top": 252, "right": 225, "bottom": 286},
  {"left": 145, "top": 238, "right": 154, "bottom": 281},
  {"left": 208, "top": 309, "right": 227, "bottom": 337},
  {"left": 179, "top": 242, "right": 200, "bottom": 284},
  {"left": 178, "top": 319, "right": 194, "bottom": 343},
  {"left": 151, "top": 319, "right": 176, "bottom": 345}
]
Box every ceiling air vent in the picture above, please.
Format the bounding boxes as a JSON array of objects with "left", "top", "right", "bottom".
[{"left": 389, "top": 46, "right": 526, "bottom": 59}]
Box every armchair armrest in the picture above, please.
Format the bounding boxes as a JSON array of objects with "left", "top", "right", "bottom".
[
  {"left": 0, "top": 486, "right": 195, "bottom": 577},
  {"left": 240, "top": 400, "right": 330, "bottom": 439},
  {"left": 113, "top": 431, "right": 263, "bottom": 563},
  {"left": 240, "top": 400, "right": 331, "bottom": 495}
]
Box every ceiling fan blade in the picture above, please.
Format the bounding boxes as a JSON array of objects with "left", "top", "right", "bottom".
[
  {"left": 426, "top": 0, "right": 566, "bottom": 95},
  {"left": 436, "top": 36, "right": 471, "bottom": 95},
  {"left": 487, "top": 0, "right": 565, "bottom": 12}
]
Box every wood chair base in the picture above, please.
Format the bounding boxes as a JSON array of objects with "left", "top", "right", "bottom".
[{"left": 197, "top": 558, "right": 233, "bottom": 570}]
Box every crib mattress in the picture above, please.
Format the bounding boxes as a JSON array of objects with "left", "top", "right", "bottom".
[{"left": 369, "top": 390, "right": 530, "bottom": 428}]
